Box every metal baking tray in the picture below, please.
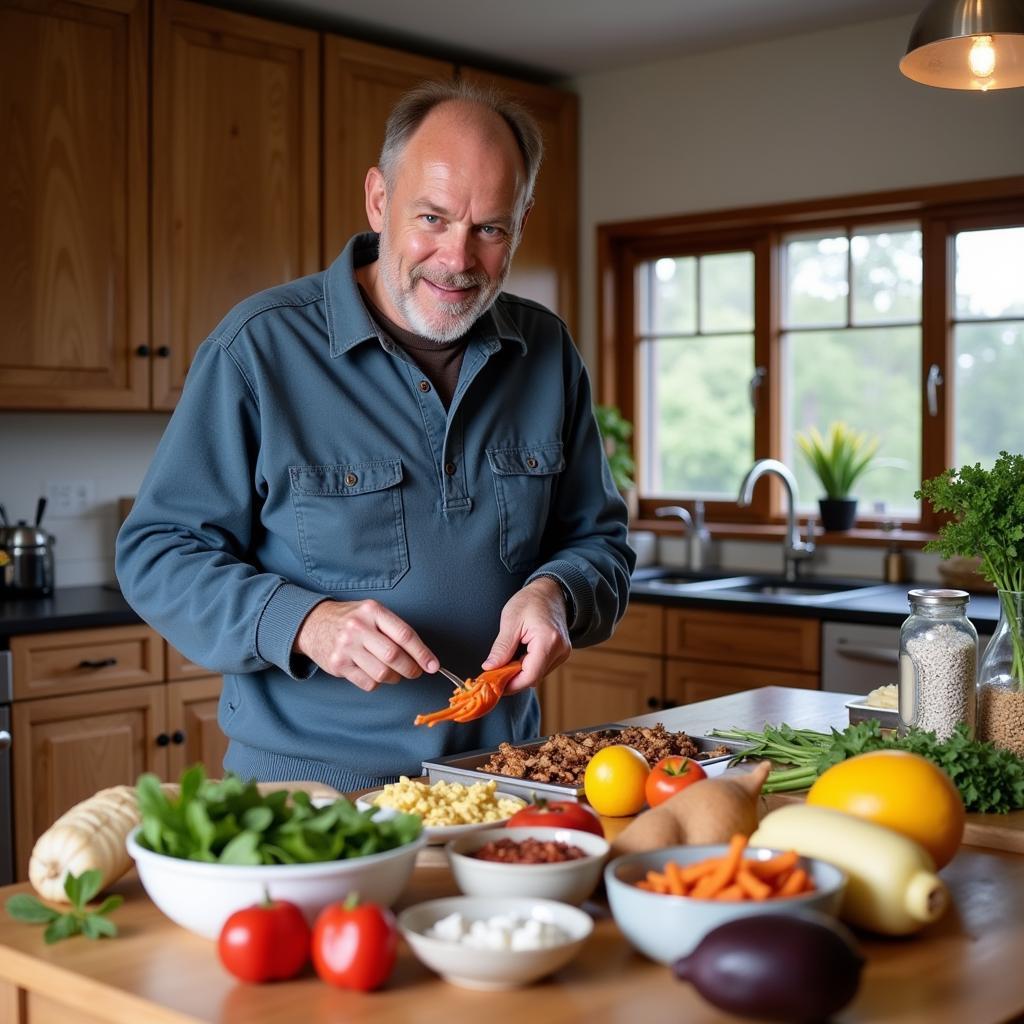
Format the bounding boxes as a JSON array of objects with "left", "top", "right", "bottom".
[
  {"left": 421, "top": 725, "right": 749, "bottom": 803},
  {"left": 846, "top": 699, "right": 899, "bottom": 730}
]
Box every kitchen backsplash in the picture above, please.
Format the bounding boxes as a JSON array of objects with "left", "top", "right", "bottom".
[
  {"left": 0, "top": 412, "right": 169, "bottom": 587},
  {"left": 2, "top": 411, "right": 943, "bottom": 590}
]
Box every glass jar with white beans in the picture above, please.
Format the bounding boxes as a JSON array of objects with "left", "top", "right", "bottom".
[{"left": 898, "top": 589, "right": 978, "bottom": 740}]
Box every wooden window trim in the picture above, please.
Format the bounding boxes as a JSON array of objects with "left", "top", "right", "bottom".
[{"left": 598, "top": 175, "right": 1024, "bottom": 533}]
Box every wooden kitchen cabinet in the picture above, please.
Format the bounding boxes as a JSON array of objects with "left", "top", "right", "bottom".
[
  {"left": 0, "top": 0, "right": 150, "bottom": 410},
  {"left": 12, "top": 684, "right": 169, "bottom": 878},
  {"left": 323, "top": 36, "right": 454, "bottom": 263},
  {"left": 544, "top": 604, "right": 665, "bottom": 733},
  {"left": 151, "top": 0, "right": 320, "bottom": 409},
  {"left": 9, "top": 630, "right": 228, "bottom": 880},
  {"left": 458, "top": 68, "right": 579, "bottom": 336}
]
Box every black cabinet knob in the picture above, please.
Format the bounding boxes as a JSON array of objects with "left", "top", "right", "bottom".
[
  {"left": 135, "top": 344, "right": 151, "bottom": 357},
  {"left": 155, "top": 733, "right": 170, "bottom": 747},
  {"left": 646, "top": 696, "right": 660, "bottom": 709},
  {"left": 156, "top": 345, "right": 171, "bottom": 358},
  {"left": 171, "top": 730, "right": 186, "bottom": 745}
]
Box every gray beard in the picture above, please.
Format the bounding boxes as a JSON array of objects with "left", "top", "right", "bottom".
[{"left": 376, "top": 229, "right": 510, "bottom": 343}]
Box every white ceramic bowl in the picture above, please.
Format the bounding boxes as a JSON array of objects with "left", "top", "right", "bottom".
[
  {"left": 605, "top": 843, "right": 847, "bottom": 964},
  {"left": 398, "top": 895, "right": 593, "bottom": 990},
  {"left": 356, "top": 789, "right": 526, "bottom": 844},
  {"left": 446, "top": 827, "right": 609, "bottom": 905},
  {"left": 126, "top": 826, "right": 427, "bottom": 940}
]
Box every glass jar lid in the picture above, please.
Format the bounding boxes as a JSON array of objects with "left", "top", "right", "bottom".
[{"left": 907, "top": 588, "right": 970, "bottom": 607}]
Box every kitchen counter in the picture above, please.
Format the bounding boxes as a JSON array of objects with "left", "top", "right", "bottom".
[
  {"left": 0, "top": 576, "right": 1003, "bottom": 643},
  {"left": 629, "top": 571, "right": 1002, "bottom": 630},
  {"left": 1, "top": 686, "right": 1023, "bottom": 1024},
  {"left": 0, "top": 585, "right": 138, "bottom": 640}
]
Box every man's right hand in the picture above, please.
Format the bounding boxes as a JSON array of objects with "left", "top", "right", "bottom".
[{"left": 294, "top": 600, "right": 439, "bottom": 692}]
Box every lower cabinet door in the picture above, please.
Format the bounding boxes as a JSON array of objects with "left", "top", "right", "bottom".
[
  {"left": 665, "top": 659, "right": 819, "bottom": 706},
  {"left": 166, "top": 676, "right": 228, "bottom": 781},
  {"left": 552, "top": 649, "right": 664, "bottom": 732},
  {"left": 12, "top": 685, "right": 169, "bottom": 880}
]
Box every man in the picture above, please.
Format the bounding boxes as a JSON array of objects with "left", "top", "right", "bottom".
[{"left": 116, "top": 81, "right": 634, "bottom": 790}]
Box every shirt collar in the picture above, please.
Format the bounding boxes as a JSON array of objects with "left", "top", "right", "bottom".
[{"left": 324, "top": 233, "right": 528, "bottom": 358}]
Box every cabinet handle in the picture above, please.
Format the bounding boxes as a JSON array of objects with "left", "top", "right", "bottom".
[
  {"left": 171, "top": 730, "right": 186, "bottom": 745},
  {"left": 156, "top": 345, "right": 171, "bottom": 358},
  {"left": 0, "top": 730, "right": 10, "bottom": 750},
  {"left": 79, "top": 657, "right": 117, "bottom": 669},
  {"left": 155, "top": 733, "right": 170, "bottom": 747},
  {"left": 646, "top": 696, "right": 660, "bottom": 709},
  {"left": 135, "top": 344, "right": 151, "bottom": 357}
]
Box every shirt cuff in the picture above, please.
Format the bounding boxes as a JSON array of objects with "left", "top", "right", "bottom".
[{"left": 255, "top": 582, "right": 329, "bottom": 680}]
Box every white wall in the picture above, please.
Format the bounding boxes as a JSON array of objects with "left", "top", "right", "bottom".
[
  {"left": 571, "top": 13, "right": 1024, "bottom": 361},
  {"left": 0, "top": 413, "right": 168, "bottom": 586}
]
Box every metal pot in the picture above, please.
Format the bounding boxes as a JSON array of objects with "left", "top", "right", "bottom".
[{"left": 0, "top": 500, "right": 55, "bottom": 597}]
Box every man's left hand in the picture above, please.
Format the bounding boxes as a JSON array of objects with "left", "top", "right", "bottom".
[{"left": 481, "top": 577, "right": 571, "bottom": 693}]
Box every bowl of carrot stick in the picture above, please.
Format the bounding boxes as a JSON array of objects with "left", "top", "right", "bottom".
[{"left": 604, "top": 834, "right": 846, "bottom": 964}]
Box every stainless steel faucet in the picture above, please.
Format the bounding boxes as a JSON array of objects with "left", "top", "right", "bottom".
[
  {"left": 655, "top": 505, "right": 706, "bottom": 572},
  {"left": 737, "top": 459, "right": 815, "bottom": 581}
]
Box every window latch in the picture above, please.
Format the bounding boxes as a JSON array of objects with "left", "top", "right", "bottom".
[
  {"left": 926, "top": 363, "right": 944, "bottom": 417},
  {"left": 748, "top": 366, "right": 767, "bottom": 410}
]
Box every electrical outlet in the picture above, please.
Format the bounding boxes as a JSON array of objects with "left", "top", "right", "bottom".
[{"left": 45, "top": 480, "right": 96, "bottom": 517}]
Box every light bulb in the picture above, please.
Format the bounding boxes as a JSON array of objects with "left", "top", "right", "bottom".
[{"left": 968, "top": 35, "right": 996, "bottom": 82}]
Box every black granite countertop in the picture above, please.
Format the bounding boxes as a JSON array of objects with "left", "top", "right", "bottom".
[
  {"left": 0, "top": 585, "right": 140, "bottom": 641},
  {"left": 0, "top": 574, "right": 1004, "bottom": 644},
  {"left": 628, "top": 569, "right": 1002, "bottom": 631}
]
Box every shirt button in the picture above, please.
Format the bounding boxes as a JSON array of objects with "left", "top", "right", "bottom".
[
  {"left": 418, "top": 380, "right": 431, "bottom": 393},
  {"left": 526, "top": 457, "right": 538, "bottom": 469},
  {"left": 344, "top": 472, "right": 358, "bottom": 486},
  {"left": 444, "top": 462, "right": 457, "bottom": 476}
]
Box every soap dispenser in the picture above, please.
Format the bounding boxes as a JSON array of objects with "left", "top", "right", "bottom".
[{"left": 689, "top": 500, "right": 712, "bottom": 572}]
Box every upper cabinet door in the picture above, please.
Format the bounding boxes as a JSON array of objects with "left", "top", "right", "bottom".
[
  {"left": 322, "top": 37, "right": 453, "bottom": 265},
  {"left": 458, "top": 70, "right": 579, "bottom": 337},
  {"left": 151, "top": 0, "right": 319, "bottom": 410},
  {"left": 0, "top": 0, "right": 149, "bottom": 410}
]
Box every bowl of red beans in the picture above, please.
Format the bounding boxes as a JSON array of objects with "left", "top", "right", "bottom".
[{"left": 445, "top": 826, "right": 610, "bottom": 905}]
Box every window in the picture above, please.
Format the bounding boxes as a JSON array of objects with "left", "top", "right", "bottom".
[
  {"left": 636, "top": 251, "right": 755, "bottom": 498},
  {"left": 598, "top": 178, "right": 1024, "bottom": 532}
]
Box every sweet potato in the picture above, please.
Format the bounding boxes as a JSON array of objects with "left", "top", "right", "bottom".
[{"left": 611, "top": 760, "right": 770, "bottom": 857}]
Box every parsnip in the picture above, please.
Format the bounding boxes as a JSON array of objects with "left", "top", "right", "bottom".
[
  {"left": 29, "top": 783, "right": 175, "bottom": 903},
  {"left": 750, "top": 803, "right": 948, "bottom": 935}
]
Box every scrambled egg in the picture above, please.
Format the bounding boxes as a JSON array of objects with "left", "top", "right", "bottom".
[
  {"left": 866, "top": 683, "right": 898, "bottom": 709},
  {"left": 372, "top": 777, "right": 523, "bottom": 826}
]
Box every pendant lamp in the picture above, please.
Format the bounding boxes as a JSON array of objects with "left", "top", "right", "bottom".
[{"left": 899, "top": 0, "right": 1024, "bottom": 90}]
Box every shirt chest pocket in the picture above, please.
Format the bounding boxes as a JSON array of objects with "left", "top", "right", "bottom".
[
  {"left": 289, "top": 460, "right": 409, "bottom": 591},
  {"left": 486, "top": 442, "right": 565, "bottom": 574}
]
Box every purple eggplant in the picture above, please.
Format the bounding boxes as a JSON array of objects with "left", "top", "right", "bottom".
[{"left": 672, "top": 912, "right": 864, "bottom": 1022}]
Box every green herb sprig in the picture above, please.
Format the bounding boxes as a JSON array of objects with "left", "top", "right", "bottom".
[
  {"left": 136, "top": 765, "right": 422, "bottom": 864},
  {"left": 917, "top": 451, "right": 1024, "bottom": 684},
  {"left": 713, "top": 721, "right": 1024, "bottom": 814},
  {"left": 6, "top": 870, "right": 123, "bottom": 943}
]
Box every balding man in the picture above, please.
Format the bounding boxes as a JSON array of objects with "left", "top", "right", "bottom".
[{"left": 116, "top": 81, "right": 634, "bottom": 790}]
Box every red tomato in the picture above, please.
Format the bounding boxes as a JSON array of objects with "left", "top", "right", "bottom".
[
  {"left": 217, "top": 896, "right": 310, "bottom": 983},
  {"left": 506, "top": 797, "right": 604, "bottom": 837},
  {"left": 644, "top": 756, "right": 707, "bottom": 807},
  {"left": 312, "top": 894, "right": 398, "bottom": 991}
]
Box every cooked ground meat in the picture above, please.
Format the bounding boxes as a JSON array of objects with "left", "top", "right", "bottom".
[
  {"left": 479, "top": 724, "right": 727, "bottom": 786},
  {"left": 471, "top": 837, "right": 586, "bottom": 863}
]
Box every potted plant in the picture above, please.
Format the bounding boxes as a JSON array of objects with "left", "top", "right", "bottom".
[
  {"left": 795, "top": 422, "right": 879, "bottom": 531},
  {"left": 918, "top": 451, "right": 1024, "bottom": 757},
  {"left": 594, "top": 404, "right": 637, "bottom": 518}
]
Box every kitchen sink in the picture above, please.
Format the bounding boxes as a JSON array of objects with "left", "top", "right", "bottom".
[{"left": 630, "top": 570, "right": 890, "bottom": 604}]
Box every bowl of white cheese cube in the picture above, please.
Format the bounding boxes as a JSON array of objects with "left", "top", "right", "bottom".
[{"left": 397, "top": 895, "right": 594, "bottom": 990}]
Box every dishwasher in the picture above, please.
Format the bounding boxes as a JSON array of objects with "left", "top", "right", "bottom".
[{"left": 822, "top": 621, "right": 992, "bottom": 697}]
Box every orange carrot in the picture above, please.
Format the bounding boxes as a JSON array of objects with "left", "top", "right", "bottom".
[
  {"left": 665, "top": 861, "right": 685, "bottom": 896},
  {"left": 691, "top": 833, "right": 747, "bottom": 898},
  {"left": 777, "top": 867, "right": 810, "bottom": 897},
  {"left": 736, "top": 865, "right": 772, "bottom": 901},
  {"left": 715, "top": 883, "right": 745, "bottom": 901},
  {"left": 746, "top": 850, "right": 799, "bottom": 880},
  {"left": 414, "top": 661, "right": 523, "bottom": 727}
]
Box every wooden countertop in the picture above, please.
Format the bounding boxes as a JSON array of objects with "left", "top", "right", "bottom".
[{"left": 1, "top": 686, "right": 1023, "bottom": 1024}]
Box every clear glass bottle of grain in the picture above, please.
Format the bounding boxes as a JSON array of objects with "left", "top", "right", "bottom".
[{"left": 899, "top": 589, "right": 977, "bottom": 740}]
